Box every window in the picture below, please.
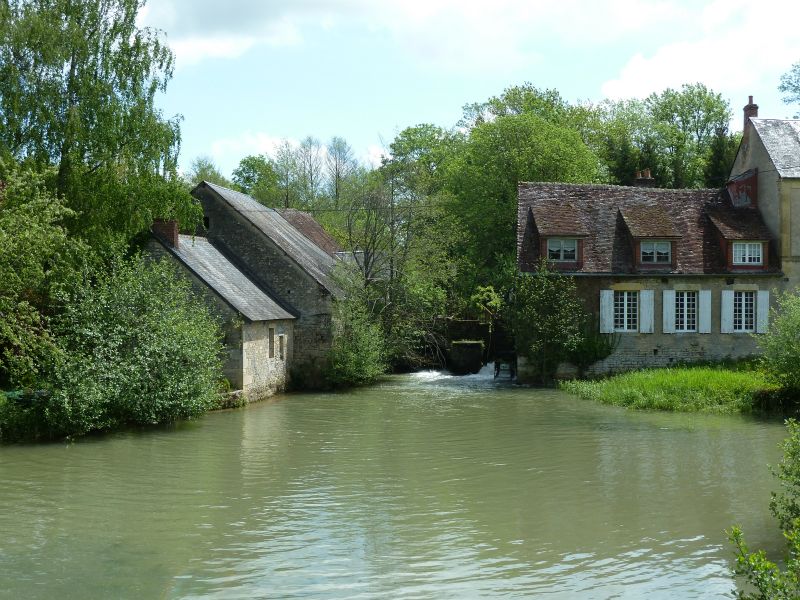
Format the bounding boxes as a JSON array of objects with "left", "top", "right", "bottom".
[
  {"left": 269, "top": 327, "right": 275, "bottom": 358},
  {"left": 674, "top": 291, "right": 697, "bottom": 332},
  {"left": 278, "top": 335, "right": 285, "bottom": 361},
  {"left": 733, "top": 242, "right": 763, "bottom": 265},
  {"left": 733, "top": 291, "right": 755, "bottom": 332},
  {"left": 614, "top": 290, "right": 638, "bottom": 332},
  {"left": 640, "top": 241, "right": 671, "bottom": 264},
  {"left": 547, "top": 238, "right": 577, "bottom": 261}
]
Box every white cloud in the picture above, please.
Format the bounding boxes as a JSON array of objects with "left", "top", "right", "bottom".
[{"left": 601, "top": 0, "right": 800, "bottom": 123}]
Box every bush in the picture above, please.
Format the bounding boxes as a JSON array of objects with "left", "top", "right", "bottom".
[
  {"left": 730, "top": 420, "right": 800, "bottom": 598},
  {"left": 326, "top": 297, "right": 386, "bottom": 387},
  {"left": 759, "top": 291, "right": 800, "bottom": 392},
  {"left": 0, "top": 257, "right": 224, "bottom": 441}
]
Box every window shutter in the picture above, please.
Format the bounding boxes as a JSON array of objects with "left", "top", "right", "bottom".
[
  {"left": 640, "top": 290, "right": 654, "bottom": 333},
  {"left": 600, "top": 290, "right": 613, "bottom": 333},
  {"left": 662, "top": 290, "right": 676, "bottom": 334},
  {"left": 698, "top": 290, "right": 711, "bottom": 334},
  {"left": 721, "top": 290, "right": 734, "bottom": 334},
  {"left": 757, "top": 290, "right": 770, "bottom": 333}
]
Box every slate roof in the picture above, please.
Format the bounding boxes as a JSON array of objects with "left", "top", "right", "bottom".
[
  {"left": 276, "top": 208, "right": 342, "bottom": 257},
  {"left": 751, "top": 118, "right": 800, "bottom": 178},
  {"left": 164, "top": 234, "right": 295, "bottom": 321},
  {"left": 517, "top": 182, "right": 778, "bottom": 275},
  {"left": 195, "top": 182, "right": 340, "bottom": 294}
]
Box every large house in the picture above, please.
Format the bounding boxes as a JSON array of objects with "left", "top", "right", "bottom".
[
  {"left": 150, "top": 182, "right": 341, "bottom": 398},
  {"left": 516, "top": 97, "right": 799, "bottom": 377}
]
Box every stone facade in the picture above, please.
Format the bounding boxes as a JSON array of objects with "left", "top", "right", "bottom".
[
  {"left": 242, "top": 320, "right": 293, "bottom": 398},
  {"left": 191, "top": 182, "right": 339, "bottom": 388}
]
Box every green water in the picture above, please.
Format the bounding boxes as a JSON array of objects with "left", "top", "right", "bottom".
[{"left": 0, "top": 369, "right": 788, "bottom": 598}]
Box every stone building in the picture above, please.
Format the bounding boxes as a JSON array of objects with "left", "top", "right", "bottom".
[
  {"left": 515, "top": 97, "right": 797, "bottom": 377},
  {"left": 190, "top": 182, "right": 341, "bottom": 387},
  {"left": 149, "top": 221, "right": 295, "bottom": 399}
]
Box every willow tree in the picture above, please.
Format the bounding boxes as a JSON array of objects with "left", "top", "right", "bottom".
[{"left": 0, "top": 0, "right": 197, "bottom": 246}]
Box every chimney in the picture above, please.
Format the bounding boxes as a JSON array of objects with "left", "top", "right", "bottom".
[
  {"left": 743, "top": 95, "right": 758, "bottom": 146},
  {"left": 152, "top": 219, "right": 179, "bottom": 248},
  {"left": 632, "top": 168, "right": 656, "bottom": 188}
]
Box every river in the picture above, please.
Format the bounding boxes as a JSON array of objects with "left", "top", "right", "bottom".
[{"left": 0, "top": 367, "right": 788, "bottom": 599}]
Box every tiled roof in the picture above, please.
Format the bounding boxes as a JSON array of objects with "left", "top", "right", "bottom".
[
  {"left": 517, "top": 182, "right": 777, "bottom": 274},
  {"left": 194, "top": 182, "right": 340, "bottom": 295},
  {"left": 619, "top": 205, "right": 681, "bottom": 238},
  {"left": 751, "top": 119, "right": 800, "bottom": 178},
  {"left": 530, "top": 203, "right": 589, "bottom": 236},
  {"left": 276, "top": 208, "right": 342, "bottom": 257},
  {"left": 707, "top": 207, "right": 773, "bottom": 241},
  {"left": 163, "top": 235, "right": 295, "bottom": 321}
]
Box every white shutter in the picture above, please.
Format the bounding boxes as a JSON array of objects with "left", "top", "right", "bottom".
[
  {"left": 640, "top": 290, "right": 654, "bottom": 333},
  {"left": 721, "top": 290, "right": 734, "bottom": 334},
  {"left": 698, "top": 290, "right": 711, "bottom": 334},
  {"left": 757, "top": 290, "right": 770, "bottom": 333},
  {"left": 600, "top": 290, "right": 614, "bottom": 333},
  {"left": 662, "top": 290, "right": 676, "bottom": 334}
]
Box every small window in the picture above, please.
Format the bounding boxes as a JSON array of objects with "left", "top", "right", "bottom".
[
  {"left": 732, "top": 242, "right": 763, "bottom": 265},
  {"left": 269, "top": 327, "right": 275, "bottom": 358},
  {"left": 547, "top": 238, "right": 577, "bottom": 261},
  {"left": 278, "top": 335, "right": 285, "bottom": 361},
  {"left": 675, "top": 291, "right": 697, "bottom": 332},
  {"left": 614, "top": 290, "right": 638, "bottom": 332},
  {"left": 203, "top": 216, "right": 210, "bottom": 230},
  {"left": 641, "top": 241, "right": 671, "bottom": 264},
  {"left": 733, "top": 291, "right": 755, "bottom": 332}
]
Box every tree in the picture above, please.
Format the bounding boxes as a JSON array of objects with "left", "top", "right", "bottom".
[
  {"left": 704, "top": 127, "right": 740, "bottom": 188},
  {"left": 779, "top": 61, "right": 800, "bottom": 116},
  {"left": 506, "top": 260, "right": 587, "bottom": 383},
  {"left": 325, "top": 136, "right": 355, "bottom": 207},
  {"left": 758, "top": 291, "right": 800, "bottom": 392},
  {"left": 273, "top": 139, "right": 298, "bottom": 208},
  {"left": 232, "top": 154, "right": 279, "bottom": 203},
  {"left": 296, "top": 136, "right": 323, "bottom": 207},
  {"left": 186, "top": 155, "right": 231, "bottom": 188},
  {"left": 0, "top": 0, "right": 196, "bottom": 244}
]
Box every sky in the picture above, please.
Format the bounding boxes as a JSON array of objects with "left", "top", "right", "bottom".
[{"left": 138, "top": 0, "right": 800, "bottom": 177}]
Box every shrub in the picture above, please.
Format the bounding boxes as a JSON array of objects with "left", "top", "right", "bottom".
[
  {"left": 326, "top": 297, "right": 386, "bottom": 387},
  {"left": 759, "top": 291, "right": 800, "bottom": 393},
  {"left": 730, "top": 420, "right": 800, "bottom": 598}
]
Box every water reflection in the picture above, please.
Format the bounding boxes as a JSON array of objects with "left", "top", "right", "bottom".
[{"left": 0, "top": 368, "right": 787, "bottom": 599}]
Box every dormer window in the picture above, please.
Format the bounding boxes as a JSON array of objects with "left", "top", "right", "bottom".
[
  {"left": 732, "top": 242, "right": 763, "bottom": 265},
  {"left": 547, "top": 238, "right": 577, "bottom": 261},
  {"left": 640, "top": 241, "right": 671, "bottom": 264}
]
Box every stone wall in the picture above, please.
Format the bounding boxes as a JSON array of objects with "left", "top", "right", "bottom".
[
  {"left": 197, "top": 193, "right": 334, "bottom": 387},
  {"left": 242, "top": 319, "right": 293, "bottom": 399}
]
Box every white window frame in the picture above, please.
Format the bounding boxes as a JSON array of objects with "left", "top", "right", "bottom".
[
  {"left": 613, "top": 290, "right": 639, "bottom": 332},
  {"left": 640, "top": 240, "right": 672, "bottom": 265},
  {"left": 547, "top": 238, "right": 578, "bottom": 262},
  {"left": 732, "top": 290, "right": 756, "bottom": 333},
  {"left": 674, "top": 290, "right": 698, "bottom": 332},
  {"left": 732, "top": 242, "right": 763, "bottom": 265}
]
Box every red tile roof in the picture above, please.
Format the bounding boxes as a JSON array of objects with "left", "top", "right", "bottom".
[
  {"left": 517, "top": 182, "right": 777, "bottom": 274},
  {"left": 276, "top": 208, "right": 342, "bottom": 257}
]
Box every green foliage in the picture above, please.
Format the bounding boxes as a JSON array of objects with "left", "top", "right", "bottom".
[
  {"left": 759, "top": 291, "right": 800, "bottom": 392},
  {"left": 0, "top": 0, "right": 197, "bottom": 245},
  {"left": 729, "top": 420, "right": 800, "bottom": 599},
  {"left": 232, "top": 154, "right": 279, "bottom": 203},
  {"left": 570, "top": 316, "right": 618, "bottom": 376},
  {"left": 704, "top": 127, "right": 741, "bottom": 188},
  {"left": 780, "top": 61, "right": 800, "bottom": 116},
  {"left": 561, "top": 366, "right": 774, "bottom": 414},
  {"left": 507, "top": 260, "right": 587, "bottom": 383},
  {"left": 0, "top": 257, "right": 224, "bottom": 441},
  {"left": 326, "top": 267, "right": 387, "bottom": 387},
  {"left": 186, "top": 155, "right": 231, "bottom": 188}
]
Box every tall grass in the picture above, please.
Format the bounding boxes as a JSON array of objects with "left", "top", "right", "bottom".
[{"left": 560, "top": 367, "right": 777, "bottom": 414}]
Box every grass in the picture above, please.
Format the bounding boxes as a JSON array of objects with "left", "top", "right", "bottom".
[{"left": 560, "top": 366, "right": 779, "bottom": 414}]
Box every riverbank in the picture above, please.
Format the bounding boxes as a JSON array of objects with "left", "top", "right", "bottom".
[{"left": 560, "top": 366, "right": 780, "bottom": 414}]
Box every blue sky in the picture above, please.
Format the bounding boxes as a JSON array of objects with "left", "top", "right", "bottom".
[{"left": 139, "top": 0, "right": 800, "bottom": 177}]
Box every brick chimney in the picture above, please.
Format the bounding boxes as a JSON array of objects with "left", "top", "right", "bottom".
[
  {"left": 632, "top": 168, "right": 656, "bottom": 187},
  {"left": 743, "top": 95, "right": 758, "bottom": 147},
  {"left": 152, "top": 219, "right": 179, "bottom": 248}
]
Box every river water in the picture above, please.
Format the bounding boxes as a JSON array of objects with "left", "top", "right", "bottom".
[{"left": 0, "top": 368, "right": 789, "bottom": 599}]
